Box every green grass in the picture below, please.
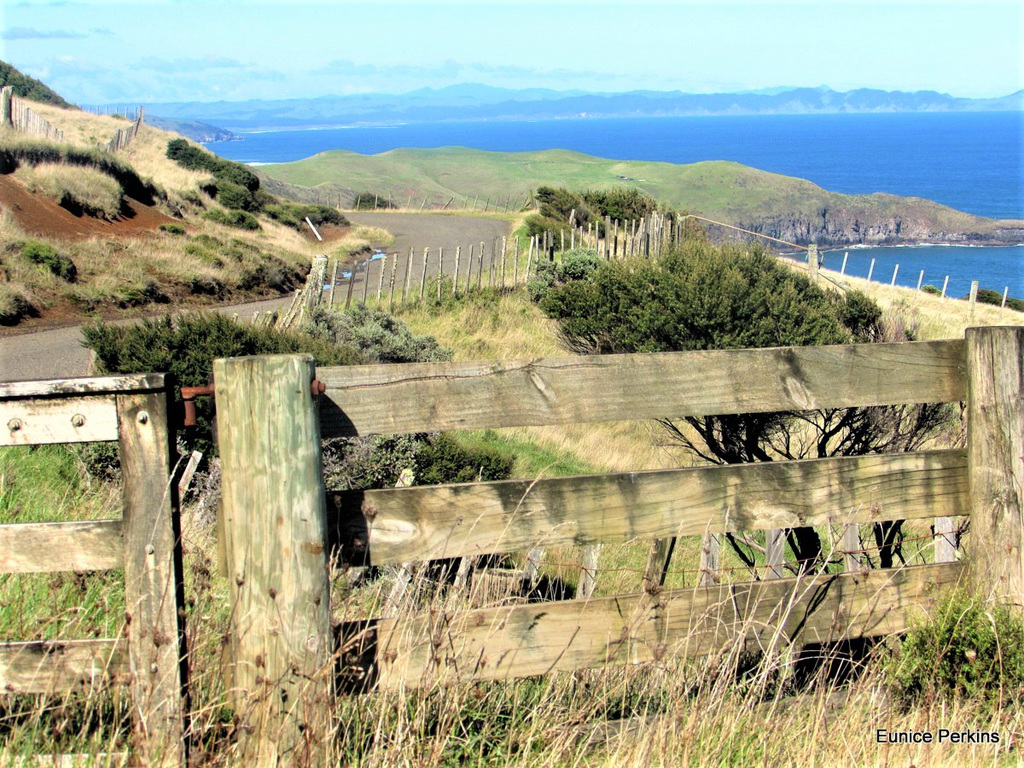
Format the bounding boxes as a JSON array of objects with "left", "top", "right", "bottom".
[
  {"left": 0, "top": 445, "right": 125, "bottom": 643},
  {"left": 459, "top": 428, "right": 598, "bottom": 478},
  {"left": 259, "top": 146, "right": 1005, "bottom": 234}
]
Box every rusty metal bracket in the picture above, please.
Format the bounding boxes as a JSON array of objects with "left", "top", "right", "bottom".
[
  {"left": 180, "top": 385, "right": 215, "bottom": 428},
  {"left": 179, "top": 379, "right": 324, "bottom": 427}
]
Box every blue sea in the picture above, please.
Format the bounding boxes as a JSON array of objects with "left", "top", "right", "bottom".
[{"left": 206, "top": 111, "right": 1023, "bottom": 294}]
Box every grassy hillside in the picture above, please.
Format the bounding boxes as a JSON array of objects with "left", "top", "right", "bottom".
[
  {"left": 261, "top": 146, "right": 1017, "bottom": 245},
  {"left": 0, "top": 99, "right": 385, "bottom": 328}
]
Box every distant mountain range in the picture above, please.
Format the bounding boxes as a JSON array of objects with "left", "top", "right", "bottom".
[{"left": 140, "top": 84, "right": 1023, "bottom": 135}]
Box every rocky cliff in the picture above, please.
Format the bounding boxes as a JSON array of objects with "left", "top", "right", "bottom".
[{"left": 740, "top": 207, "right": 1024, "bottom": 247}]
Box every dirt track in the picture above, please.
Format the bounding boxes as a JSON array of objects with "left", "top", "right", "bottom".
[
  {"left": 0, "top": 213, "right": 513, "bottom": 382},
  {"left": 346, "top": 211, "right": 512, "bottom": 258}
]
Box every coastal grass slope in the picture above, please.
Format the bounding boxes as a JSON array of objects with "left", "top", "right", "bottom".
[{"left": 260, "top": 146, "right": 1020, "bottom": 246}]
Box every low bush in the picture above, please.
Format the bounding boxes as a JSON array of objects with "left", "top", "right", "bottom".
[
  {"left": 353, "top": 192, "right": 395, "bottom": 210},
  {"left": 116, "top": 280, "right": 169, "bottom": 308},
  {"left": 887, "top": 589, "right": 1024, "bottom": 712},
  {"left": 215, "top": 181, "right": 259, "bottom": 212},
  {"left": 975, "top": 287, "right": 1024, "bottom": 312},
  {"left": 0, "top": 285, "right": 36, "bottom": 325},
  {"left": 527, "top": 248, "right": 602, "bottom": 302},
  {"left": 237, "top": 256, "right": 302, "bottom": 293},
  {"left": 159, "top": 223, "right": 186, "bottom": 236},
  {"left": 303, "top": 304, "right": 453, "bottom": 363},
  {"left": 413, "top": 433, "right": 514, "bottom": 485},
  {"left": 202, "top": 208, "right": 260, "bottom": 231},
  {"left": 21, "top": 240, "right": 77, "bottom": 282},
  {"left": 83, "top": 313, "right": 363, "bottom": 453},
  {"left": 262, "top": 203, "right": 349, "bottom": 231},
  {"left": 188, "top": 276, "right": 226, "bottom": 298}
]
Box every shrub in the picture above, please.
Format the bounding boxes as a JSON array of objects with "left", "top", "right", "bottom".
[
  {"left": 237, "top": 256, "right": 301, "bottom": 293},
  {"left": 834, "top": 289, "right": 883, "bottom": 341},
  {"left": 83, "top": 313, "right": 363, "bottom": 453},
  {"left": 322, "top": 432, "right": 513, "bottom": 490},
  {"left": 535, "top": 241, "right": 856, "bottom": 355},
  {"left": 166, "top": 138, "right": 219, "bottom": 173},
  {"left": 21, "top": 241, "right": 77, "bottom": 282},
  {"left": 262, "top": 203, "right": 349, "bottom": 231},
  {"left": 533, "top": 186, "right": 662, "bottom": 231},
  {"left": 202, "top": 208, "right": 260, "bottom": 231},
  {"left": 188, "top": 276, "right": 226, "bottom": 297},
  {"left": 887, "top": 589, "right": 1024, "bottom": 711},
  {"left": 414, "top": 433, "right": 514, "bottom": 485},
  {"left": 0, "top": 285, "right": 36, "bottom": 325},
  {"left": 215, "top": 181, "right": 259, "bottom": 212},
  {"left": 159, "top": 223, "right": 186, "bottom": 236},
  {"left": 975, "top": 287, "right": 1024, "bottom": 312},
  {"left": 353, "top": 192, "right": 395, "bottom": 210},
  {"left": 213, "top": 162, "right": 260, "bottom": 193},
  {"left": 920, "top": 284, "right": 942, "bottom": 296},
  {"left": 527, "top": 248, "right": 602, "bottom": 302},
  {"left": 303, "top": 304, "right": 453, "bottom": 364},
  {"left": 167, "top": 139, "right": 258, "bottom": 188},
  {"left": 116, "top": 280, "right": 169, "bottom": 307}
]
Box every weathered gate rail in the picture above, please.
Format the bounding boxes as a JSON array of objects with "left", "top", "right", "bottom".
[
  {"left": 0, "top": 374, "right": 187, "bottom": 765},
  {"left": 213, "top": 326, "right": 1022, "bottom": 762}
]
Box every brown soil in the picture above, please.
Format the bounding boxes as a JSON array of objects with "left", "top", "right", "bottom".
[{"left": 0, "top": 174, "right": 178, "bottom": 240}]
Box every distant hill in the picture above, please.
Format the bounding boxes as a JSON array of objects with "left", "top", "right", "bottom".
[
  {"left": 260, "top": 146, "right": 1024, "bottom": 247},
  {"left": 0, "top": 60, "right": 73, "bottom": 109},
  {"left": 142, "top": 84, "right": 1024, "bottom": 131},
  {"left": 145, "top": 115, "right": 242, "bottom": 143}
]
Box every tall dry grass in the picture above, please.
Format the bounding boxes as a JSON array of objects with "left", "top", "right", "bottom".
[
  {"left": 820, "top": 266, "right": 1024, "bottom": 339},
  {"left": 14, "top": 162, "right": 123, "bottom": 219}
]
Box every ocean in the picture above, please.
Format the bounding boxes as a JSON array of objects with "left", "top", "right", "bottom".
[{"left": 205, "top": 111, "right": 1023, "bottom": 294}]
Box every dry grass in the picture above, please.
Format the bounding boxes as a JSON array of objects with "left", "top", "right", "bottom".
[
  {"left": 22, "top": 103, "right": 210, "bottom": 197},
  {"left": 820, "top": 266, "right": 1024, "bottom": 339},
  {"left": 14, "top": 162, "right": 123, "bottom": 219}
]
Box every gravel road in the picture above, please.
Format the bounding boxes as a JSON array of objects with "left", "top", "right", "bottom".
[{"left": 0, "top": 213, "right": 512, "bottom": 383}]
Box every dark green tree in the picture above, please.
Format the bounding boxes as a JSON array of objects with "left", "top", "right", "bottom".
[{"left": 534, "top": 240, "right": 955, "bottom": 573}]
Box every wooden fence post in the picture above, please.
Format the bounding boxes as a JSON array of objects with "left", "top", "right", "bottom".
[
  {"left": 966, "top": 326, "right": 1024, "bottom": 606},
  {"left": 579, "top": 545, "right": 601, "bottom": 599},
  {"left": 842, "top": 524, "right": 862, "bottom": 571},
  {"left": 454, "top": 246, "right": 462, "bottom": 296},
  {"left": 214, "top": 355, "right": 333, "bottom": 763},
  {"left": 765, "top": 529, "right": 785, "bottom": 579},
  {"left": 327, "top": 261, "right": 340, "bottom": 308},
  {"left": 698, "top": 533, "right": 720, "bottom": 586},
  {"left": 117, "top": 378, "right": 187, "bottom": 765},
  {"left": 642, "top": 538, "right": 675, "bottom": 591}
]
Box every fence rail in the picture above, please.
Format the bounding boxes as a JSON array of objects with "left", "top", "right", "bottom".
[{"left": 211, "top": 325, "right": 1024, "bottom": 762}]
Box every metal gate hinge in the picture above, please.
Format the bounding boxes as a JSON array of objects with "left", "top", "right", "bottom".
[{"left": 179, "top": 379, "right": 325, "bottom": 427}]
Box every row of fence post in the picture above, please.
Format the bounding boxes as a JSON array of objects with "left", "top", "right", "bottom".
[
  {"left": 0, "top": 86, "right": 64, "bottom": 141},
  {"left": 828, "top": 249, "right": 1011, "bottom": 308}
]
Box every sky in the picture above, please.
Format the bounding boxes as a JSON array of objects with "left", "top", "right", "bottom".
[{"left": 1, "top": 0, "right": 1021, "bottom": 105}]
